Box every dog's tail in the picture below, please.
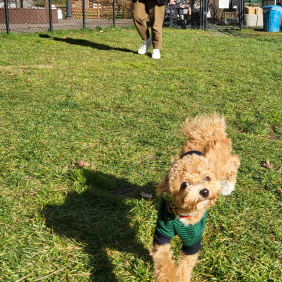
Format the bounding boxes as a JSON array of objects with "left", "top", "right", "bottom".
[{"left": 181, "top": 113, "right": 228, "bottom": 155}]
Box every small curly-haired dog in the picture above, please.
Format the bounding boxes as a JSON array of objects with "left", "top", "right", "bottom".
[{"left": 150, "top": 113, "right": 240, "bottom": 282}]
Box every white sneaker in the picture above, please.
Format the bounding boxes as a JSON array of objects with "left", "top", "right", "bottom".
[
  {"left": 152, "top": 49, "right": 160, "bottom": 59},
  {"left": 138, "top": 38, "right": 152, "bottom": 55}
]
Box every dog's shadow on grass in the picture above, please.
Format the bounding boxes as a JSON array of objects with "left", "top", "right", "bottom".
[
  {"left": 39, "top": 34, "right": 135, "bottom": 54},
  {"left": 43, "top": 168, "right": 155, "bottom": 281}
]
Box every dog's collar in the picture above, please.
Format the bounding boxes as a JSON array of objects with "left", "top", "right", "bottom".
[
  {"left": 171, "top": 207, "right": 192, "bottom": 218},
  {"left": 181, "top": 150, "right": 203, "bottom": 158},
  {"left": 162, "top": 192, "right": 193, "bottom": 218}
]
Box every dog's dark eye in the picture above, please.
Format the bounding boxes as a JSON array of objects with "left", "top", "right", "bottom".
[
  {"left": 180, "top": 182, "right": 189, "bottom": 189},
  {"left": 204, "top": 176, "right": 211, "bottom": 181}
]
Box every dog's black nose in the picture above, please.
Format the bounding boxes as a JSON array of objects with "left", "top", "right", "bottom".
[{"left": 199, "top": 188, "right": 209, "bottom": 198}]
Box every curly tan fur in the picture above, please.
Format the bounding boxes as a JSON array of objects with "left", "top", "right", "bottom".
[
  {"left": 151, "top": 113, "right": 240, "bottom": 282},
  {"left": 150, "top": 244, "right": 177, "bottom": 282},
  {"left": 181, "top": 113, "right": 240, "bottom": 195},
  {"left": 176, "top": 252, "right": 199, "bottom": 282}
]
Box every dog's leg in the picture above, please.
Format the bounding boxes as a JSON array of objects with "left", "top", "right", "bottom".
[
  {"left": 221, "top": 154, "right": 240, "bottom": 196},
  {"left": 150, "top": 243, "right": 176, "bottom": 282},
  {"left": 175, "top": 252, "right": 199, "bottom": 282},
  {"left": 228, "top": 154, "right": 240, "bottom": 184}
]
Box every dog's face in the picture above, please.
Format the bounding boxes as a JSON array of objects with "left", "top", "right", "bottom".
[{"left": 157, "top": 154, "right": 221, "bottom": 214}]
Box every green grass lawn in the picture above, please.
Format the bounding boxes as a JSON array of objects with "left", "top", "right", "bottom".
[{"left": 0, "top": 26, "right": 282, "bottom": 281}]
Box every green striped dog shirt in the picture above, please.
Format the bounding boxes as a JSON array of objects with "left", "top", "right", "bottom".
[{"left": 153, "top": 196, "right": 208, "bottom": 255}]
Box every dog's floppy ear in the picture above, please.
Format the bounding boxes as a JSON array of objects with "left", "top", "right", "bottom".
[{"left": 156, "top": 174, "right": 170, "bottom": 196}]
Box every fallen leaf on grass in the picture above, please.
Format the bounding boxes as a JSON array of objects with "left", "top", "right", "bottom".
[
  {"left": 77, "top": 160, "right": 90, "bottom": 167},
  {"left": 140, "top": 192, "right": 152, "bottom": 199},
  {"left": 248, "top": 256, "right": 255, "bottom": 262},
  {"left": 7, "top": 73, "right": 15, "bottom": 76},
  {"left": 262, "top": 159, "right": 273, "bottom": 169},
  {"left": 26, "top": 79, "right": 32, "bottom": 83}
]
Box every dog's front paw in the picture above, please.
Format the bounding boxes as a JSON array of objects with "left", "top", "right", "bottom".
[{"left": 221, "top": 180, "right": 235, "bottom": 196}]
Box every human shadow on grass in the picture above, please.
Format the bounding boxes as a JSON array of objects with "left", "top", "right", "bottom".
[
  {"left": 39, "top": 34, "right": 135, "bottom": 54},
  {"left": 43, "top": 168, "right": 155, "bottom": 281}
]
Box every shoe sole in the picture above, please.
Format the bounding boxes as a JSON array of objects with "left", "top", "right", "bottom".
[{"left": 138, "top": 50, "right": 146, "bottom": 55}]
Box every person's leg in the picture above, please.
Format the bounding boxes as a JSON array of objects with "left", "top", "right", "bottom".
[
  {"left": 133, "top": 0, "right": 153, "bottom": 54},
  {"left": 133, "top": 0, "right": 150, "bottom": 41},
  {"left": 147, "top": 0, "right": 165, "bottom": 50}
]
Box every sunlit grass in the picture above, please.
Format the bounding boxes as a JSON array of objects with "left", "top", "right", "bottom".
[{"left": 0, "top": 26, "right": 282, "bottom": 281}]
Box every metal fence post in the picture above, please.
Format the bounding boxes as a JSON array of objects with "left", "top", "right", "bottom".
[
  {"left": 239, "top": 0, "right": 245, "bottom": 30},
  {"left": 113, "top": 0, "right": 116, "bottom": 28},
  {"left": 66, "top": 0, "right": 73, "bottom": 19},
  {"left": 203, "top": 0, "right": 207, "bottom": 30},
  {"left": 4, "top": 0, "right": 10, "bottom": 34},
  {"left": 83, "top": 0, "right": 86, "bottom": 29},
  {"left": 200, "top": 0, "right": 204, "bottom": 30},
  {"left": 170, "top": 5, "right": 172, "bottom": 27},
  {"left": 49, "top": 0, "right": 53, "bottom": 34}
]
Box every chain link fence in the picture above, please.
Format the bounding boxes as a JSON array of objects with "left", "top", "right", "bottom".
[
  {"left": 0, "top": 0, "right": 134, "bottom": 33},
  {"left": 163, "top": 1, "right": 203, "bottom": 29},
  {"left": 0, "top": 0, "right": 216, "bottom": 33},
  {"left": 244, "top": 0, "right": 282, "bottom": 27},
  {"left": 207, "top": 0, "right": 241, "bottom": 26},
  {"left": 207, "top": 0, "right": 281, "bottom": 28},
  {"left": 2, "top": 0, "right": 281, "bottom": 33}
]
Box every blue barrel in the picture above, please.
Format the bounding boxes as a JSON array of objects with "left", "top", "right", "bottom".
[{"left": 262, "top": 5, "right": 282, "bottom": 32}]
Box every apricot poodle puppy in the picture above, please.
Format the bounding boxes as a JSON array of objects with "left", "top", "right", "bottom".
[{"left": 150, "top": 113, "right": 240, "bottom": 282}]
